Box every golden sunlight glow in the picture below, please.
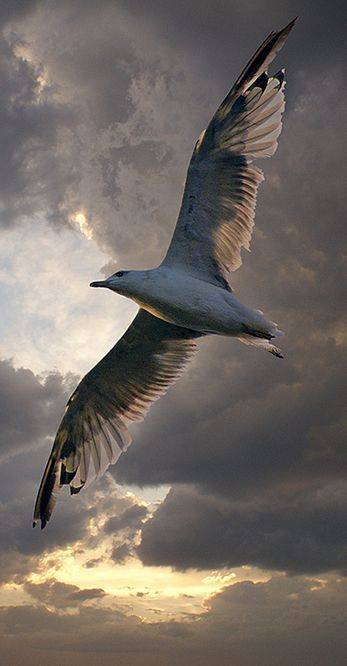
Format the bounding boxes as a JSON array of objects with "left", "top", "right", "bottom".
[
  {"left": 202, "top": 570, "right": 236, "bottom": 585},
  {"left": 70, "top": 211, "right": 93, "bottom": 240},
  {"left": 0, "top": 480, "right": 272, "bottom": 621},
  {"left": 25, "top": 542, "right": 270, "bottom": 621},
  {"left": 18, "top": 482, "right": 271, "bottom": 622}
]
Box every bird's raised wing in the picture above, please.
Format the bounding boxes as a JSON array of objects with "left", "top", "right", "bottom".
[
  {"left": 162, "top": 19, "right": 295, "bottom": 290},
  {"left": 34, "top": 309, "right": 202, "bottom": 528}
]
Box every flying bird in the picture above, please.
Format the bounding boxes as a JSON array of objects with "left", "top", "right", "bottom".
[{"left": 34, "top": 19, "right": 296, "bottom": 528}]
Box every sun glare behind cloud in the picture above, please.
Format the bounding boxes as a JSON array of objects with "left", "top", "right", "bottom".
[{"left": 71, "top": 211, "right": 93, "bottom": 240}]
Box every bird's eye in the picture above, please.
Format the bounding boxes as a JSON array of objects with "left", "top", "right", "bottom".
[{"left": 115, "top": 271, "right": 124, "bottom": 277}]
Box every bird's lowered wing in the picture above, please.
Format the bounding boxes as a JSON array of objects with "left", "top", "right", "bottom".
[
  {"left": 33, "top": 309, "right": 202, "bottom": 528},
  {"left": 162, "top": 19, "right": 296, "bottom": 290}
]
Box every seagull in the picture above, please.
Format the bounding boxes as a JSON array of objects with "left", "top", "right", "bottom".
[{"left": 34, "top": 19, "right": 296, "bottom": 528}]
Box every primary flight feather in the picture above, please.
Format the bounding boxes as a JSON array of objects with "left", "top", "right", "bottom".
[{"left": 34, "top": 19, "right": 296, "bottom": 528}]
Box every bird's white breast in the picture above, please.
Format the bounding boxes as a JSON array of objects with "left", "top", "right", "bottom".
[{"left": 130, "top": 267, "right": 249, "bottom": 335}]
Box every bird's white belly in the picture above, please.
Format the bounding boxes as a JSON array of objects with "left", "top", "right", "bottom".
[{"left": 132, "top": 271, "right": 250, "bottom": 336}]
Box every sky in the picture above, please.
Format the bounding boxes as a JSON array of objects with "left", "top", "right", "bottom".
[{"left": 0, "top": 1, "right": 346, "bottom": 664}]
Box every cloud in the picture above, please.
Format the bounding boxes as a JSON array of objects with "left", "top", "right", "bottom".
[
  {"left": 118, "top": 334, "right": 345, "bottom": 490},
  {"left": 1, "top": 1, "right": 214, "bottom": 266},
  {"left": 114, "top": 0, "right": 346, "bottom": 84},
  {"left": 0, "top": 358, "right": 73, "bottom": 462},
  {"left": 110, "top": 542, "right": 133, "bottom": 564},
  {"left": 24, "top": 578, "right": 106, "bottom": 608},
  {"left": 1, "top": 574, "right": 346, "bottom": 665},
  {"left": 0, "top": 33, "right": 77, "bottom": 228},
  {"left": 104, "top": 504, "right": 148, "bottom": 533},
  {"left": 2, "top": 0, "right": 345, "bottom": 270},
  {"left": 126, "top": 319, "right": 345, "bottom": 575},
  {"left": 138, "top": 483, "right": 347, "bottom": 574},
  {"left": 102, "top": 499, "right": 149, "bottom": 564},
  {"left": 198, "top": 574, "right": 347, "bottom": 666},
  {"left": 0, "top": 464, "right": 147, "bottom": 585},
  {"left": 0, "top": 0, "right": 39, "bottom": 29},
  {"left": 0, "top": 470, "right": 147, "bottom": 585}
]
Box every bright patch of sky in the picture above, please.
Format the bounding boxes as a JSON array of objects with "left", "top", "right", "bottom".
[
  {"left": 27, "top": 536, "right": 270, "bottom": 621},
  {"left": 0, "top": 217, "right": 137, "bottom": 375}
]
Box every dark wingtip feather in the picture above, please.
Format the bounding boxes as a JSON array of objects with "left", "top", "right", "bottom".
[
  {"left": 279, "top": 17, "right": 298, "bottom": 34},
  {"left": 216, "top": 16, "right": 296, "bottom": 121},
  {"left": 274, "top": 69, "right": 285, "bottom": 89},
  {"left": 251, "top": 71, "right": 269, "bottom": 93},
  {"left": 32, "top": 454, "right": 60, "bottom": 530}
]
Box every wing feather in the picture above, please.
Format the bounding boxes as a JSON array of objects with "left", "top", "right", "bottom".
[
  {"left": 33, "top": 309, "right": 202, "bottom": 528},
  {"left": 162, "top": 19, "right": 296, "bottom": 288}
]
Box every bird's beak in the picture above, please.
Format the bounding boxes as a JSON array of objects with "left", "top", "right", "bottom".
[
  {"left": 90, "top": 276, "right": 121, "bottom": 293},
  {"left": 90, "top": 280, "right": 109, "bottom": 288}
]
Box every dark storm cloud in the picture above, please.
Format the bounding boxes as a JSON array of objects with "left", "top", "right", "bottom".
[
  {"left": 0, "top": 360, "right": 74, "bottom": 578},
  {"left": 0, "top": 0, "right": 176, "bottom": 263},
  {"left": 116, "top": 0, "right": 346, "bottom": 76},
  {"left": 3, "top": 0, "right": 345, "bottom": 269},
  {"left": 138, "top": 483, "right": 347, "bottom": 573},
  {"left": 1, "top": 574, "right": 347, "bottom": 666},
  {"left": 0, "top": 34, "right": 77, "bottom": 227},
  {"left": 0, "top": 359, "right": 73, "bottom": 462},
  {"left": 103, "top": 502, "right": 149, "bottom": 564},
  {"left": 0, "top": 458, "right": 94, "bottom": 584},
  {"left": 124, "top": 328, "right": 345, "bottom": 572},
  {"left": 1, "top": 0, "right": 344, "bottom": 259},
  {"left": 118, "top": 335, "right": 345, "bottom": 492},
  {"left": 104, "top": 503, "right": 148, "bottom": 533},
  {"left": 24, "top": 578, "right": 106, "bottom": 608},
  {"left": 88, "top": 0, "right": 346, "bottom": 243},
  {"left": 0, "top": 0, "right": 39, "bottom": 29}
]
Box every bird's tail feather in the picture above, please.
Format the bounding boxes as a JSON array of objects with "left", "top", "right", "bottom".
[
  {"left": 237, "top": 318, "right": 284, "bottom": 358},
  {"left": 237, "top": 333, "right": 284, "bottom": 358}
]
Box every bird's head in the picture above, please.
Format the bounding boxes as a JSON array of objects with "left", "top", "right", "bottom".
[{"left": 90, "top": 270, "right": 142, "bottom": 297}]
